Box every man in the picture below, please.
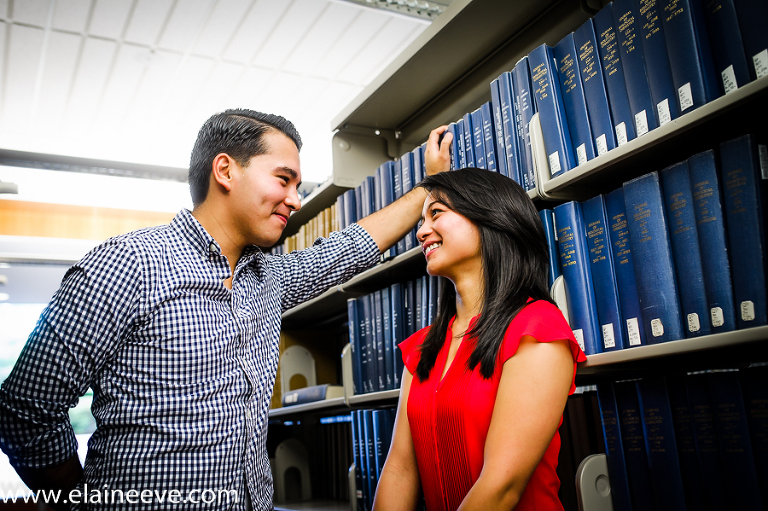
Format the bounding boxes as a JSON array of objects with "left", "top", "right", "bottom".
[{"left": 0, "top": 109, "right": 451, "bottom": 510}]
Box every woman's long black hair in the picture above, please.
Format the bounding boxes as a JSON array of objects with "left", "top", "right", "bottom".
[{"left": 414, "top": 167, "right": 554, "bottom": 381}]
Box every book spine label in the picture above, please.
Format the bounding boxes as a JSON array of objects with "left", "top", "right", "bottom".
[{"left": 490, "top": 79, "right": 510, "bottom": 178}]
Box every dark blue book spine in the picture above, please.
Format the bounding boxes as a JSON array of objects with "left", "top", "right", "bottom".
[
  {"left": 371, "top": 409, "right": 391, "bottom": 482},
  {"left": 661, "top": 0, "right": 720, "bottom": 112},
  {"left": 343, "top": 189, "right": 357, "bottom": 227},
  {"left": 428, "top": 275, "right": 439, "bottom": 324},
  {"left": 665, "top": 374, "right": 707, "bottom": 511},
  {"left": 574, "top": 18, "right": 618, "bottom": 156},
  {"left": 364, "top": 175, "right": 376, "bottom": 217},
  {"left": 688, "top": 150, "right": 737, "bottom": 333},
  {"left": 374, "top": 165, "right": 383, "bottom": 214},
  {"left": 471, "top": 107, "right": 486, "bottom": 169},
  {"left": 445, "top": 122, "right": 462, "bottom": 171},
  {"left": 414, "top": 277, "right": 423, "bottom": 331},
  {"left": 400, "top": 151, "right": 415, "bottom": 252},
  {"left": 498, "top": 71, "right": 524, "bottom": 185},
  {"left": 604, "top": 188, "right": 646, "bottom": 347},
  {"left": 420, "top": 275, "right": 429, "bottom": 329},
  {"left": 414, "top": 144, "right": 426, "bottom": 184},
  {"left": 348, "top": 298, "right": 363, "bottom": 395},
  {"left": 614, "top": 0, "right": 659, "bottom": 135},
  {"left": 381, "top": 287, "right": 394, "bottom": 391},
  {"left": 456, "top": 118, "right": 467, "bottom": 169},
  {"left": 394, "top": 158, "right": 405, "bottom": 255},
  {"left": 529, "top": 44, "right": 576, "bottom": 177},
  {"left": 634, "top": 0, "right": 680, "bottom": 125},
  {"left": 702, "top": 0, "right": 752, "bottom": 94},
  {"left": 380, "top": 161, "right": 396, "bottom": 258},
  {"left": 660, "top": 161, "right": 711, "bottom": 337},
  {"left": 614, "top": 379, "right": 656, "bottom": 511},
  {"left": 623, "top": 171, "right": 685, "bottom": 343},
  {"left": 593, "top": 3, "right": 638, "bottom": 145},
  {"left": 513, "top": 57, "right": 537, "bottom": 189},
  {"left": 462, "top": 112, "right": 476, "bottom": 168},
  {"left": 362, "top": 294, "right": 376, "bottom": 394},
  {"left": 706, "top": 370, "right": 763, "bottom": 509},
  {"left": 404, "top": 280, "right": 416, "bottom": 337},
  {"left": 685, "top": 372, "right": 729, "bottom": 508},
  {"left": 351, "top": 411, "right": 365, "bottom": 511},
  {"left": 490, "top": 77, "right": 510, "bottom": 178},
  {"left": 732, "top": 0, "right": 768, "bottom": 80},
  {"left": 740, "top": 365, "right": 768, "bottom": 503},
  {"left": 554, "top": 201, "right": 602, "bottom": 355},
  {"left": 720, "top": 135, "right": 768, "bottom": 328},
  {"left": 362, "top": 409, "right": 376, "bottom": 510},
  {"left": 373, "top": 290, "right": 386, "bottom": 392},
  {"left": 390, "top": 283, "right": 404, "bottom": 387},
  {"left": 583, "top": 195, "right": 627, "bottom": 351},
  {"left": 354, "top": 186, "right": 363, "bottom": 223},
  {"left": 596, "top": 383, "right": 634, "bottom": 511},
  {"left": 480, "top": 101, "right": 498, "bottom": 173},
  {"left": 636, "top": 377, "right": 688, "bottom": 511},
  {"left": 538, "top": 209, "right": 562, "bottom": 290},
  {"left": 555, "top": 32, "right": 597, "bottom": 166}
]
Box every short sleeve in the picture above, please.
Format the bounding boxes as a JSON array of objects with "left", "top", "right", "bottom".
[
  {"left": 398, "top": 327, "right": 431, "bottom": 374},
  {"left": 500, "top": 300, "right": 587, "bottom": 365}
]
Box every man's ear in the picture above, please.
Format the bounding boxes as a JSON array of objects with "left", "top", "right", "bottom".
[{"left": 211, "top": 153, "right": 236, "bottom": 192}]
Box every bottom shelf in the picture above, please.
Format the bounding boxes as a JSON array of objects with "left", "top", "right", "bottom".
[{"left": 274, "top": 500, "right": 349, "bottom": 511}]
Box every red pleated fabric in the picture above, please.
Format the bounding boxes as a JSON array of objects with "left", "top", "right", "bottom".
[{"left": 399, "top": 299, "right": 587, "bottom": 511}]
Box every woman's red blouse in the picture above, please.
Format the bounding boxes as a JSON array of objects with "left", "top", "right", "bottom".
[{"left": 399, "top": 300, "right": 587, "bottom": 511}]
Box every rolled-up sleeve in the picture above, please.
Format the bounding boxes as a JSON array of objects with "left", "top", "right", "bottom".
[{"left": 277, "top": 223, "right": 380, "bottom": 312}]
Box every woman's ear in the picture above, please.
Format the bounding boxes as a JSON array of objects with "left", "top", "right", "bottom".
[{"left": 211, "top": 153, "right": 235, "bottom": 192}]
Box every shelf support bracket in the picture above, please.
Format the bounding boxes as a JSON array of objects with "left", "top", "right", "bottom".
[{"left": 337, "top": 123, "right": 401, "bottom": 159}]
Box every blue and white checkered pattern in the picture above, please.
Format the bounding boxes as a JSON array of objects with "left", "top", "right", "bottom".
[{"left": 0, "top": 209, "right": 379, "bottom": 510}]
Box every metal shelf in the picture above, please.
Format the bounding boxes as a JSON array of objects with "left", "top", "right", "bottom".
[{"left": 269, "top": 397, "right": 349, "bottom": 418}]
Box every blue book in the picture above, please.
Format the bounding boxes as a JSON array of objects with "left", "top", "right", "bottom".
[
  {"left": 497, "top": 71, "right": 524, "bottom": 185},
  {"left": 490, "top": 77, "right": 510, "bottom": 178},
  {"left": 381, "top": 287, "right": 394, "bottom": 391},
  {"left": 420, "top": 275, "right": 429, "bottom": 329},
  {"left": 372, "top": 409, "right": 393, "bottom": 483},
  {"left": 593, "top": 3, "right": 638, "bottom": 146},
  {"left": 595, "top": 383, "right": 633, "bottom": 511},
  {"left": 364, "top": 175, "right": 376, "bottom": 217},
  {"left": 623, "top": 172, "right": 684, "bottom": 343},
  {"left": 660, "top": 161, "right": 711, "bottom": 338},
  {"left": 373, "top": 290, "right": 386, "bottom": 392},
  {"left": 390, "top": 283, "right": 404, "bottom": 387},
  {"left": 456, "top": 118, "right": 467, "bottom": 169},
  {"left": 380, "top": 161, "right": 396, "bottom": 258},
  {"left": 400, "top": 151, "right": 416, "bottom": 252},
  {"left": 554, "top": 201, "right": 602, "bottom": 355},
  {"left": 414, "top": 143, "right": 426, "bottom": 184},
  {"left": 701, "top": 0, "right": 752, "bottom": 94},
  {"left": 706, "top": 370, "right": 763, "bottom": 509},
  {"left": 613, "top": 0, "right": 659, "bottom": 136},
  {"left": 604, "top": 188, "right": 646, "bottom": 347},
  {"left": 614, "top": 379, "right": 656, "bottom": 511},
  {"left": 636, "top": 377, "right": 688, "bottom": 511},
  {"left": 361, "top": 294, "right": 376, "bottom": 394},
  {"left": 471, "top": 107, "right": 487, "bottom": 169},
  {"left": 480, "top": 101, "right": 498, "bottom": 173},
  {"left": 574, "top": 18, "right": 618, "bottom": 156},
  {"left": 428, "top": 275, "right": 439, "bottom": 324},
  {"left": 513, "top": 57, "right": 538, "bottom": 189},
  {"left": 719, "top": 134, "right": 768, "bottom": 328},
  {"left": 361, "top": 409, "right": 377, "bottom": 510},
  {"left": 393, "top": 158, "right": 404, "bottom": 255},
  {"left": 583, "top": 195, "right": 627, "bottom": 351},
  {"left": 462, "top": 112, "right": 476, "bottom": 167},
  {"left": 347, "top": 298, "right": 363, "bottom": 395},
  {"left": 354, "top": 186, "right": 363, "bottom": 223},
  {"left": 529, "top": 44, "right": 577, "bottom": 177},
  {"left": 414, "top": 277, "right": 423, "bottom": 331},
  {"left": 445, "top": 122, "right": 462, "bottom": 171},
  {"left": 688, "top": 150, "right": 737, "bottom": 333},
  {"left": 351, "top": 411, "right": 365, "bottom": 511},
  {"left": 665, "top": 374, "right": 707, "bottom": 511},
  {"left": 343, "top": 189, "right": 357, "bottom": 228},
  {"left": 740, "top": 365, "right": 768, "bottom": 503},
  {"left": 282, "top": 384, "right": 343, "bottom": 406},
  {"left": 555, "top": 32, "right": 597, "bottom": 166},
  {"left": 538, "top": 209, "right": 562, "bottom": 290},
  {"left": 634, "top": 0, "right": 680, "bottom": 125},
  {"left": 661, "top": 0, "right": 720, "bottom": 113},
  {"left": 732, "top": 0, "right": 768, "bottom": 80},
  {"left": 403, "top": 279, "right": 416, "bottom": 338}
]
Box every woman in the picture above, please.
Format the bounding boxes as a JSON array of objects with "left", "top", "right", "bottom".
[{"left": 373, "top": 167, "right": 586, "bottom": 511}]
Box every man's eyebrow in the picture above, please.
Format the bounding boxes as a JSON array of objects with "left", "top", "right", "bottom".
[{"left": 276, "top": 166, "right": 301, "bottom": 188}]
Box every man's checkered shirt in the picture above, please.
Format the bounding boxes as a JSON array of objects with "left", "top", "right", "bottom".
[{"left": 0, "top": 209, "right": 380, "bottom": 510}]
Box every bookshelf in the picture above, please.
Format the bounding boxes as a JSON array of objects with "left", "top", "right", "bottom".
[{"left": 271, "top": 0, "right": 768, "bottom": 509}]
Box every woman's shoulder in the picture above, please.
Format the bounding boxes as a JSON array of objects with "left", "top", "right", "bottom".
[
  {"left": 500, "top": 299, "right": 584, "bottom": 363},
  {"left": 398, "top": 325, "right": 432, "bottom": 373}
]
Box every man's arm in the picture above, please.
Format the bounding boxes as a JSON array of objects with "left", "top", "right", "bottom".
[
  {"left": 14, "top": 456, "right": 82, "bottom": 511},
  {"left": 357, "top": 125, "right": 452, "bottom": 252}
]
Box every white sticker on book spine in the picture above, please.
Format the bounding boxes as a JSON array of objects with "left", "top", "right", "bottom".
[
  {"left": 573, "top": 329, "right": 585, "bottom": 352},
  {"left": 651, "top": 318, "right": 664, "bottom": 337},
  {"left": 635, "top": 110, "right": 649, "bottom": 136},
  {"left": 602, "top": 323, "right": 616, "bottom": 349},
  {"left": 741, "top": 301, "right": 756, "bottom": 321},
  {"left": 711, "top": 307, "right": 724, "bottom": 327},
  {"left": 754, "top": 49, "right": 768, "bottom": 79},
  {"left": 679, "top": 83, "right": 694, "bottom": 112},
  {"left": 576, "top": 144, "right": 588, "bottom": 165},
  {"left": 627, "top": 318, "right": 642, "bottom": 346},
  {"left": 759, "top": 145, "right": 768, "bottom": 180},
  {"left": 596, "top": 134, "right": 608, "bottom": 156},
  {"left": 658, "top": 99, "right": 672, "bottom": 125},
  {"left": 549, "top": 151, "right": 562, "bottom": 174},
  {"left": 722, "top": 65, "right": 738, "bottom": 94},
  {"left": 616, "top": 122, "right": 628, "bottom": 146},
  {"left": 687, "top": 313, "right": 701, "bottom": 332}
]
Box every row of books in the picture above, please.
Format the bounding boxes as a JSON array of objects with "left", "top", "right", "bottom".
[
  {"left": 347, "top": 275, "right": 442, "bottom": 395},
  {"left": 548, "top": 133, "right": 767, "bottom": 355},
  {"left": 597, "top": 365, "right": 768, "bottom": 511},
  {"left": 277, "top": 204, "right": 341, "bottom": 254},
  {"left": 350, "top": 407, "right": 396, "bottom": 511},
  {"left": 485, "top": 0, "right": 768, "bottom": 190}
]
